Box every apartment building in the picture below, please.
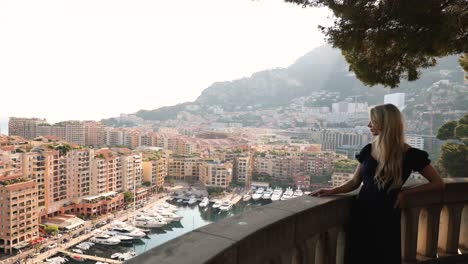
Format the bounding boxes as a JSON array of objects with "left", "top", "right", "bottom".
[
  {"left": 406, "top": 135, "right": 424, "bottom": 150},
  {"left": 83, "top": 121, "right": 105, "bottom": 146},
  {"left": 91, "top": 150, "right": 122, "bottom": 195},
  {"left": 121, "top": 154, "right": 143, "bottom": 191},
  {"left": 68, "top": 149, "right": 93, "bottom": 201},
  {"left": 199, "top": 161, "right": 232, "bottom": 189},
  {"left": 0, "top": 156, "right": 39, "bottom": 254},
  {"left": 142, "top": 155, "right": 166, "bottom": 191},
  {"left": 233, "top": 156, "right": 252, "bottom": 184},
  {"left": 331, "top": 172, "right": 354, "bottom": 187},
  {"left": 168, "top": 156, "right": 201, "bottom": 180},
  {"left": 35, "top": 121, "right": 85, "bottom": 145},
  {"left": 305, "top": 152, "right": 335, "bottom": 177},
  {"left": 105, "top": 129, "right": 124, "bottom": 147},
  {"left": 8, "top": 117, "right": 47, "bottom": 139}
]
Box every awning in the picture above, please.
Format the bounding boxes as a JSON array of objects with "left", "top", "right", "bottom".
[
  {"left": 13, "top": 242, "right": 29, "bottom": 250},
  {"left": 64, "top": 218, "right": 85, "bottom": 230}
]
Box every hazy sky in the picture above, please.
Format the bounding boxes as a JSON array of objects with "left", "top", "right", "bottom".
[{"left": 0, "top": 0, "right": 332, "bottom": 123}]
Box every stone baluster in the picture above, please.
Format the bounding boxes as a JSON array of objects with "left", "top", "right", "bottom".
[
  {"left": 299, "top": 234, "right": 319, "bottom": 264},
  {"left": 401, "top": 207, "right": 420, "bottom": 261},
  {"left": 460, "top": 205, "right": 468, "bottom": 250},
  {"left": 335, "top": 228, "right": 346, "bottom": 264},
  {"left": 417, "top": 205, "right": 442, "bottom": 257},
  {"left": 315, "top": 233, "right": 327, "bottom": 264},
  {"left": 439, "top": 204, "right": 464, "bottom": 254},
  {"left": 326, "top": 228, "right": 339, "bottom": 264}
]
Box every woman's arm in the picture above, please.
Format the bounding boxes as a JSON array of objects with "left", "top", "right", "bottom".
[
  {"left": 310, "top": 164, "right": 363, "bottom": 197},
  {"left": 394, "top": 164, "right": 445, "bottom": 208}
]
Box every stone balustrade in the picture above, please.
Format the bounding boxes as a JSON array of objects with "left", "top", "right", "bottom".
[{"left": 127, "top": 178, "right": 468, "bottom": 264}]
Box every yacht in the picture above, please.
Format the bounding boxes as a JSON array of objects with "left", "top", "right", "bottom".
[
  {"left": 89, "top": 234, "right": 121, "bottom": 245},
  {"left": 261, "top": 188, "right": 273, "bottom": 200},
  {"left": 270, "top": 188, "right": 283, "bottom": 201},
  {"left": 252, "top": 188, "right": 264, "bottom": 200},
  {"left": 134, "top": 215, "right": 167, "bottom": 228},
  {"left": 293, "top": 188, "right": 303, "bottom": 198},
  {"left": 219, "top": 201, "right": 232, "bottom": 211},
  {"left": 108, "top": 225, "right": 146, "bottom": 238},
  {"left": 75, "top": 242, "right": 94, "bottom": 251},
  {"left": 212, "top": 200, "right": 222, "bottom": 209},
  {"left": 103, "top": 231, "right": 135, "bottom": 243},
  {"left": 45, "top": 257, "right": 68, "bottom": 264},
  {"left": 187, "top": 196, "right": 198, "bottom": 205},
  {"left": 281, "top": 187, "right": 294, "bottom": 200},
  {"left": 71, "top": 249, "right": 84, "bottom": 254},
  {"left": 199, "top": 197, "right": 209, "bottom": 207},
  {"left": 242, "top": 194, "right": 251, "bottom": 202},
  {"left": 158, "top": 210, "right": 183, "bottom": 222}
]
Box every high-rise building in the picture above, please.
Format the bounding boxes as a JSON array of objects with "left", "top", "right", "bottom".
[
  {"left": 8, "top": 117, "right": 47, "bottom": 139},
  {"left": 234, "top": 156, "right": 252, "bottom": 185},
  {"left": 121, "top": 154, "right": 143, "bottom": 191},
  {"left": 406, "top": 135, "right": 424, "bottom": 150},
  {"left": 91, "top": 149, "right": 122, "bottom": 195},
  {"left": 168, "top": 156, "right": 201, "bottom": 180},
  {"left": 199, "top": 161, "right": 232, "bottom": 189},
  {"left": 142, "top": 155, "right": 166, "bottom": 191},
  {"left": 384, "top": 93, "right": 405, "bottom": 110},
  {"left": 83, "top": 121, "right": 105, "bottom": 146}
]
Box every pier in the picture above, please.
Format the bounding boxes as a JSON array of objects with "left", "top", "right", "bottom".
[{"left": 58, "top": 249, "right": 121, "bottom": 264}]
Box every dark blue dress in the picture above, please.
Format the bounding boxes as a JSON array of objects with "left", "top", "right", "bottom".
[{"left": 346, "top": 143, "right": 431, "bottom": 264}]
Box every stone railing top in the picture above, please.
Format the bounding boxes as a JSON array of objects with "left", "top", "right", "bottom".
[{"left": 126, "top": 178, "right": 467, "bottom": 264}]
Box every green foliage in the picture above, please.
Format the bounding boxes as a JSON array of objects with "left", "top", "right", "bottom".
[
  {"left": 142, "top": 181, "right": 151, "bottom": 187},
  {"left": 44, "top": 224, "right": 59, "bottom": 235},
  {"left": 285, "top": 0, "right": 467, "bottom": 88},
  {"left": 460, "top": 54, "right": 468, "bottom": 80},
  {"left": 333, "top": 159, "right": 358, "bottom": 173},
  {"left": 0, "top": 177, "right": 29, "bottom": 186},
  {"left": 436, "top": 115, "right": 468, "bottom": 177},
  {"left": 437, "top": 121, "right": 458, "bottom": 140},
  {"left": 207, "top": 187, "right": 224, "bottom": 196},
  {"left": 123, "top": 191, "right": 134, "bottom": 203}
]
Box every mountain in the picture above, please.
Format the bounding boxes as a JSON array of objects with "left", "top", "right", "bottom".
[{"left": 129, "top": 45, "right": 465, "bottom": 122}]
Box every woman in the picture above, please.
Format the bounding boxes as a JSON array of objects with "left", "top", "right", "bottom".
[{"left": 311, "top": 104, "right": 444, "bottom": 264}]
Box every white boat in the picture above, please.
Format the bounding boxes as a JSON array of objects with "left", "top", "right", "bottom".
[
  {"left": 103, "top": 231, "right": 134, "bottom": 243},
  {"left": 158, "top": 210, "right": 183, "bottom": 222},
  {"left": 242, "top": 194, "right": 251, "bottom": 202},
  {"left": 199, "top": 197, "right": 209, "bottom": 207},
  {"left": 262, "top": 188, "right": 273, "bottom": 200},
  {"left": 187, "top": 196, "right": 198, "bottom": 205},
  {"left": 111, "top": 221, "right": 149, "bottom": 235},
  {"left": 89, "top": 234, "right": 121, "bottom": 245},
  {"left": 270, "top": 188, "right": 283, "bottom": 201},
  {"left": 281, "top": 187, "right": 294, "bottom": 200},
  {"left": 45, "top": 257, "right": 68, "bottom": 264},
  {"left": 71, "top": 249, "right": 83, "bottom": 254},
  {"left": 95, "top": 262, "right": 108, "bottom": 264},
  {"left": 219, "top": 201, "right": 232, "bottom": 211},
  {"left": 212, "top": 200, "right": 222, "bottom": 209},
  {"left": 293, "top": 188, "right": 303, "bottom": 198},
  {"left": 252, "top": 188, "right": 264, "bottom": 200},
  {"left": 108, "top": 225, "right": 146, "bottom": 238},
  {"left": 134, "top": 215, "right": 167, "bottom": 228},
  {"left": 75, "top": 242, "right": 94, "bottom": 251},
  {"left": 176, "top": 198, "right": 183, "bottom": 203}
]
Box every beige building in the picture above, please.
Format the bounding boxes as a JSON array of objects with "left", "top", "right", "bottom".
[
  {"left": 121, "top": 154, "right": 143, "bottom": 191},
  {"left": 83, "top": 121, "right": 105, "bottom": 146},
  {"left": 142, "top": 156, "right": 166, "bottom": 191},
  {"left": 91, "top": 149, "right": 122, "bottom": 195},
  {"left": 168, "top": 156, "right": 201, "bottom": 181},
  {"left": 234, "top": 156, "right": 252, "bottom": 185},
  {"left": 199, "top": 161, "right": 232, "bottom": 189},
  {"left": 331, "top": 172, "right": 354, "bottom": 187},
  {"left": 68, "top": 149, "right": 93, "bottom": 201},
  {"left": 8, "top": 117, "right": 47, "bottom": 139}
]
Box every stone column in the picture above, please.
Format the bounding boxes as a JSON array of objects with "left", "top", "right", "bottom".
[
  {"left": 417, "top": 205, "right": 442, "bottom": 257},
  {"left": 300, "top": 234, "right": 319, "bottom": 264},
  {"left": 460, "top": 205, "right": 468, "bottom": 250},
  {"left": 315, "top": 233, "right": 326, "bottom": 264},
  {"left": 439, "top": 204, "right": 464, "bottom": 254},
  {"left": 401, "top": 207, "right": 420, "bottom": 261}
]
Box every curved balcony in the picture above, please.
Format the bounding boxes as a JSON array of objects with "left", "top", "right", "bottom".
[{"left": 127, "top": 178, "right": 468, "bottom": 264}]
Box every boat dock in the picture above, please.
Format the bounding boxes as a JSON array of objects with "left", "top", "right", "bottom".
[{"left": 58, "top": 249, "right": 121, "bottom": 264}]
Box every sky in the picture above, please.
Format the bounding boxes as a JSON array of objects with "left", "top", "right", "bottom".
[{"left": 0, "top": 0, "right": 332, "bottom": 124}]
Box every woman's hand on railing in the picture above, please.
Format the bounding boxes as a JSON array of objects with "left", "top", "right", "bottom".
[{"left": 309, "top": 188, "right": 337, "bottom": 197}]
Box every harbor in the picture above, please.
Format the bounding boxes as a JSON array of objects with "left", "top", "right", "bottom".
[{"left": 25, "top": 185, "right": 304, "bottom": 264}]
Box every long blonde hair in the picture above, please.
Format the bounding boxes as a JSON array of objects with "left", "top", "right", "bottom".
[{"left": 370, "top": 104, "right": 406, "bottom": 190}]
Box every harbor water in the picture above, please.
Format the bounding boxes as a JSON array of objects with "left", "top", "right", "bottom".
[{"left": 63, "top": 199, "right": 271, "bottom": 263}]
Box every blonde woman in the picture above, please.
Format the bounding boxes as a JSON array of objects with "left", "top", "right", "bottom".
[{"left": 311, "top": 104, "right": 444, "bottom": 264}]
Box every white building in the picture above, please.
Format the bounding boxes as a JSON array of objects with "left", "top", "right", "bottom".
[
  {"left": 406, "top": 135, "right": 424, "bottom": 150},
  {"left": 384, "top": 93, "right": 405, "bottom": 111}
]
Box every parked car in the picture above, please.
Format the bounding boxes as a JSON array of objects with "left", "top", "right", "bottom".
[{"left": 47, "top": 243, "right": 57, "bottom": 249}]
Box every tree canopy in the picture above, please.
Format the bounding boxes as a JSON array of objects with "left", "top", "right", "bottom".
[
  {"left": 436, "top": 114, "right": 468, "bottom": 177},
  {"left": 285, "top": 0, "right": 468, "bottom": 87}
]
